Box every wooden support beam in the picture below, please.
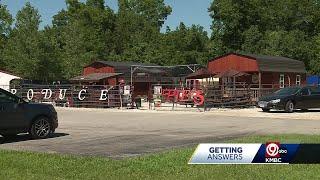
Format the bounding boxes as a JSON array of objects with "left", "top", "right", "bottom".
[{"left": 258, "top": 72, "right": 262, "bottom": 98}]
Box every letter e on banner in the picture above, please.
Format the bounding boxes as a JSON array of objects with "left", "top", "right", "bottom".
[{"left": 100, "top": 90, "right": 108, "bottom": 100}]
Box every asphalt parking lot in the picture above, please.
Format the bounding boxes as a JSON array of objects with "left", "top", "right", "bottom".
[{"left": 1, "top": 108, "right": 320, "bottom": 158}]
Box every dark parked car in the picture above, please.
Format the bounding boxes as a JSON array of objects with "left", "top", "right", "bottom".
[
  {"left": 258, "top": 86, "right": 320, "bottom": 113},
  {"left": 0, "top": 88, "right": 58, "bottom": 138}
]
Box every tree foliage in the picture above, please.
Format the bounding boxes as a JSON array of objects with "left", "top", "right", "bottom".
[
  {"left": 0, "top": 2, "right": 13, "bottom": 66},
  {"left": 209, "top": 0, "right": 320, "bottom": 73},
  {"left": 3, "top": 0, "right": 320, "bottom": 80},
  {"left": 1, "top": 0, "right": 208, "bottom": 80},
  {"left": 3, "top": 2, "right": 42, "bottom": 79}
]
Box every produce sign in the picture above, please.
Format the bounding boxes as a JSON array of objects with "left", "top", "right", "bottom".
[{"left": 8, "top": 85, "right": 132, "bottom": 108}]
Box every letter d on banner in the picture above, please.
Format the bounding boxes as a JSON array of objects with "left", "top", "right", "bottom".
[{"left": 41, "top": 89, "right": 53, "bottom": 99}]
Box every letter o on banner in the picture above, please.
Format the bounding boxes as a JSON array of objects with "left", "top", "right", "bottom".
[
  {"left": 27, "top": 89, "right": 34, "bottom": 100},
  {"left": 78, "top": 89, "right": 86, "bottom": 101}
]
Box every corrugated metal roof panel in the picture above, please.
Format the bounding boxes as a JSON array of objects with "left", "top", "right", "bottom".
[{"left": 242, "top": 53, "right": 306, "bottom": 73}]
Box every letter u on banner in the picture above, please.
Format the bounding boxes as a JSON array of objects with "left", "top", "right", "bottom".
[{"left": 59, "top": 89, "right": 67, "bottom": 100}]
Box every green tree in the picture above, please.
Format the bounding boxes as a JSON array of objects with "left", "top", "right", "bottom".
[
  {"left": 209, "top": 0, "right": 320, "bottom": 72},
  {"left": 163, "top": 23, "right": 210, "bottom": 65},
  {"left": 52, "top": 0, "right": 116, "bottom": 79},
  {"left": 119, "top": 0, "right": 172, "bottom": 29},
  {"left": 3, "top": 2, "right": 41, "bottom": 79},
  {"left": 109, "top": 0, "right": 172, "bottom": 64},
  {"left": 0, "top": 2, "right": 13, "bottom": 67},
  {"left": 310, "top": 34, "right": 320, "bottom": 74}
]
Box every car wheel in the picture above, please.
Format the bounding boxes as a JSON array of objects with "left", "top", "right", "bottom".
[
  {"left": 262, "top": 108, "right": 270, "bottom": 112},
  {"left": 285, "top": 101, "right": 294, "bottom": 113},
  {"left": 30, "top": 117, "right": 52, "bottom": 139}
]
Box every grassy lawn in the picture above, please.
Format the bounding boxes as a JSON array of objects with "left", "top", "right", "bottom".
[{"left": 1, "top": 134, "right": 320, "bottom": 180}]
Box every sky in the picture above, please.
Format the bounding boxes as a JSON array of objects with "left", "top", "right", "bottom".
[{"left": 1, "top": 0, "right": 212, "bottom": 34}]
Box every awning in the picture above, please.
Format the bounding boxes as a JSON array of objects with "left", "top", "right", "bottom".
[
  {"left": 214, "top": 69, "right": 249, "bottom": 78},
  {"left": 186, "top": 68, "right": 215, "bottom": 79},
  {"left": 70, "top": 73, "right": 123, "bottom": 82}
]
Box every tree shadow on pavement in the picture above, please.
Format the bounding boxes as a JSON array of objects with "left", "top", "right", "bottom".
[{"left": 0, "top": 133, "right": 69, "bottom": 144}]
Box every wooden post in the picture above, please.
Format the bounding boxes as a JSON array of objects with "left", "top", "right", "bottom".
[{"left": 258, "top": 72, "right": 262, "bottom": 98}]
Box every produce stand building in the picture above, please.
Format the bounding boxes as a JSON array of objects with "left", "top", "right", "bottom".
[{"left": 207, "top": 53, "right": 307, "bottom": 89}]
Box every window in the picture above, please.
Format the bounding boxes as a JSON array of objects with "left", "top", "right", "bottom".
[
  {"left": 296, "top": 75, "right": 301, "bottom": 86},
  {"left": 279, "top": 74, "right": 285, "bottom": 88},
  {"left": 300, "top": 88, "right": 310, "bottom": 96},
  {"left": 310, "top": 87, "right": 320, "bottom": 95}
]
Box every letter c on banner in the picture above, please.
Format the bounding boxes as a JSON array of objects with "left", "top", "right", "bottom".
[
  {"left": 27, "top": 89, "right": 34, "bottom": 100},
  {"left": 78, "top": 89, "right": 86, "bottom": 101}
]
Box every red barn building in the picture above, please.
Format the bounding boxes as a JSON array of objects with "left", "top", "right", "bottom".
[
  {"left": 71, "top": 61, "right": 177, "bottom": 98},
  {"left": 71, "top": 60, "right": 201, "bottom": 99},
  {"left": 207, "top": 53, "right": 307, "bottom": 88}
]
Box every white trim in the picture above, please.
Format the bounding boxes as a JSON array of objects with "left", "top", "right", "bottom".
[
  {"left": 296, "top": 75, "right": 301, "bottom": 86},
  {"left": 279, "top": 74, "right": 285, "bottom": 88}
]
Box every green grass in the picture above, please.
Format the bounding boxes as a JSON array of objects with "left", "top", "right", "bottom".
[{"left": 1, "top": 134, "right": 320, "bottom": 180}]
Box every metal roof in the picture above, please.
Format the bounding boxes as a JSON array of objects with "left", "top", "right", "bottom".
[
  {"left": 70, "top": 73, "right": 123, "bottom": 82},
  {"left": 242, "top": 53, "right": 306, "bottom": 73},
  {"left": 214, "top": 69, "right": 249, "bottom": 78},
  {"left": 86, "top": 61, "right": 158, "bottom": 68},
  {"left": 84, "top": 60, "right": 200, "bottom": 77},
  {"left": 186, "top": 68, "right": 214, "bottom": 79},
  {"left": 209, "top": 53, "right": 306, "bottom": 73}
]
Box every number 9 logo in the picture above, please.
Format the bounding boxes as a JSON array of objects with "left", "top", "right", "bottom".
[{"left": 266, "top": 143, "right": 279, "bottom": 157}]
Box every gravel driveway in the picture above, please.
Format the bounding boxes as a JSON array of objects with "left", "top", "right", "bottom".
[{"left": 1, "top": 108, "right": 319, "bottom": 158}]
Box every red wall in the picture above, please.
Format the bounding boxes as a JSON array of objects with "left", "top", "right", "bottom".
[
  {"left": 83, "top": 63, "right": 115, "bottom": 75},
  {"left": 207, "top": 54, "right": 306, "bottom": 87},
  {"left": 262, "top": 72, "right": 306, "bottom": 88},
  {"left": 208, "top": 54, "right": 259, "bottom": 73},
  {"left": 107, "top": 78, "right": 117, "bottom": 85}
]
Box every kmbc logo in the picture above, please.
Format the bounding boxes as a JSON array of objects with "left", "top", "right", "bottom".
[
  {"left": 265, "top": 142, "right": 280, "bottom": 158},
  {"left": 265, "top": 142, "right": 287, "bottom": 163}
]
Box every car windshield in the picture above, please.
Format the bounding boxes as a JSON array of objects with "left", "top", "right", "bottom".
[{"left": 274, "top": 87, "right": 300, "bottom": 95}]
